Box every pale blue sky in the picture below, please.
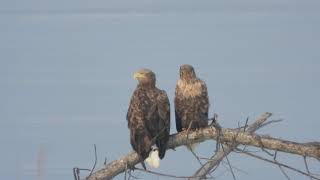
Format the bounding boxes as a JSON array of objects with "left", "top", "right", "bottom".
[{"left": 1, "top": 0, "right": 320, "bottom": 179}]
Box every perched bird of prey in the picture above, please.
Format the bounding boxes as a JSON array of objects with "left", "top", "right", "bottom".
[
  {"left": 127, "top": 69, "right": 170, "bottom": 169},
  {"left": 174, "top": 64, "right": 209, "bottom": 149}
]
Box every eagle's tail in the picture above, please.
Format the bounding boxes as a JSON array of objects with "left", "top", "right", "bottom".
[{"left": 145, "top": 147, "right": 160, "bottom": 168}]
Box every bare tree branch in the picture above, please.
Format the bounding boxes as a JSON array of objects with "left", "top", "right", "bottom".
[
  {"left": 190, "top": 112, "right": 272, "bottom": 180},
  {"left": 86, "top": 112, "right": 320, "bottom": 180}
]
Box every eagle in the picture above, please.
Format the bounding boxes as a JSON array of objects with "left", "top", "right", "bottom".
[
  {"left": 127, "top": 69, "right": 170, "bottom": 169},
  {"left": 174, "top": 64, "right": 209, "bottom": 149}
]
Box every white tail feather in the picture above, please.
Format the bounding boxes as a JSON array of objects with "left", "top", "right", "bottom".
[{"left": 145, "top": 149, "right": 160, "bottom": 168}]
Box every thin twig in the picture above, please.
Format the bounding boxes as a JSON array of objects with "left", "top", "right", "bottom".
[
  {"left": 211, "top": 120, "right": 241, "bottom": 180},
  {"left": 89, "top": 144, "right": 98, "bottom": 177},
  {"left": 209, "top": 113, "right": 218, "bottom": 126},
  {"left": 128, "top": 170, "right": 131, "bottom": 180},
  {"left": 209, "top": 114, "right": 222, "bottom": 152},
  {"left": 220, "top": 160, "right": 248, "bottom": 175},
  {"left": 304, "top": 156, "right": 313, "bottom": 180},
  {"left": 278, "top": 170, "right": 290, "bottom": 180},
  {"left": 188, "top": 141, "right": 214, "bottom": 179},
  {"left": 221, "top": 143, "right": 236, "bottom": 180},
  {"left": 220, "top": 118, "right": 245, "bottom": 178},
  {"left": 73, "top": 167, "right": 91, "bottom": 180},
  {"left": 134, "top": 167, "right": 215, "bottom": 179},
  {"left": 210, "top": 124, "right": 221, "bottom": 152},
  {"left": 124, "top": 162, "right": 128, "bottom": 180},
  {"left": 259, "top": 119, "right": 283, "bottom": 129},
  {"left": 274, "top": 151, "right": 291, "bottom": 180},
  {"left": 128, "top": 170, "right": 139, "bottom": 180},
  {"left": 73, "top": 167, "right": 80, "bottom": 180},
  {"left": 243, "top": 117, "right": 249, "bottom": 132},
  {"left": 189, "top": 148, "right": 204, "bottom": 166},
  {"left": 254, "top": 135, "right": 274, "bottom": 157},
  {"left": 237, "top": 148, "right": 320, "bottom": 180}
]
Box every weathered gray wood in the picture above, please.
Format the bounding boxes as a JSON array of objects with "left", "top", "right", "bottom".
[
  {"left": 87, "top": 112, "right": 320, "bottom": 180},
  {"left": 86, "top": 151, "right": 139, "bottom": 180}
]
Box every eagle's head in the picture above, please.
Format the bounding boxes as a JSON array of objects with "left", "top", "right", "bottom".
[
  {"left": 179, "top": 64, "right": 196, "bottom": 81},
  {"left": 133, "top": 69, "right": 156, "bottom": 87}
]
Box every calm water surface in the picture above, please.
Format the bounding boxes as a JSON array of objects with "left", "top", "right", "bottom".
[{"left": 1, "top": 0, "right": 320, "bottom": 179}]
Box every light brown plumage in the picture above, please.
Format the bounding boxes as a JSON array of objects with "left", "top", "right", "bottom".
[{"left": 175, "top": 64, "right": 209, "bottom": 133}]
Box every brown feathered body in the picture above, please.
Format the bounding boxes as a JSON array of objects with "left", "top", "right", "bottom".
[
  {"left": 175, "top": 65, "right": 209, "bottom": 132},
  {"left": 127, "top": 69, "right": 170, "bottom": 166}
]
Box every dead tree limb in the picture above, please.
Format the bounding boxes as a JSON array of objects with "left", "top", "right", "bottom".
[
  {"left": 190, "top": 112, "right": 272, "bottom": 180},
  {"left": 86, "top": 112, "right": 320, "bottom": 180}
]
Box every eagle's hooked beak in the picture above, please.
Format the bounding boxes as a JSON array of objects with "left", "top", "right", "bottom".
[{"left": 133, "top": 72, "right": 145, "bottom": 80}]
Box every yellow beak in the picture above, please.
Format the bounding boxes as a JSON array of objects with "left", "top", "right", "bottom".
[{"left": 133, "top": 72, "right": 144, "bottom": 80}]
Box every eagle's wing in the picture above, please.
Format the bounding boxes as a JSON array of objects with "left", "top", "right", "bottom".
[
  {"left": 156, "top": 90, "right": 170, "bottom": 159},
  {"left": 198, "top": 80, "right": 209, "bottom": 121},
  {"left": 126, "top": 90, "right": 136, "bottom": 128},
  {"left": 126, "top": 89, "right": 152, "bottom": 164},
  {"left": 174, "top": 84, "right": 183, "bottom": 132}
]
